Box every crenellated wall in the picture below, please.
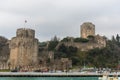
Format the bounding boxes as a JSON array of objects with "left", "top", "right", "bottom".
[{"left": 16, "top": 28, "right": 35, "bottom": 38}]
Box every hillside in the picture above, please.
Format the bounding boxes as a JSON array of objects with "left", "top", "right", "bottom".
[
  {"left": 39, "top": 35, "right": 120, "bottom": 68},
  {"left": 0, "top": 36, "right": 9, "bottom": 63}
]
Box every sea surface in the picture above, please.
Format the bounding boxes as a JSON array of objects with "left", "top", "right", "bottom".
[{"left": 0, "top": 77, "right": 98, "bottom": 80}]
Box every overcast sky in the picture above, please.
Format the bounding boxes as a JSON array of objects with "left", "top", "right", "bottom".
[{"left": 0, "top": 0, "right": 120, "bottom": 41}]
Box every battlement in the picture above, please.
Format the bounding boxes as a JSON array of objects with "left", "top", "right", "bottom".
[
  {"left": 81, "top": 22, "right": 95, "bottom": 26},
  {"left": 16, "top": 28, "right": 35, "bottom": 38}
]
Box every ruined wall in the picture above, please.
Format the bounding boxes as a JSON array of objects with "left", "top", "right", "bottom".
[
  {"left": 57, "top": 40, "right": 106, "bottom": 51},
  {"left": 56, "top": 34, "right": 106, "bottom": 51},
  {"left": 9, "top": 28, "right": 39, "bottom": 68},
  {"left": 81, "top": 22, "right": 95, "bottom": 38},
  {"left": 94, "top": 34, "right": 106, "bottom": 48}
]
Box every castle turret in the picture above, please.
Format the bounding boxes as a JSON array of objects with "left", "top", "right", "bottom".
[
  {"left": 16, "top": 28, "right": 35, "bottom": 38},
  {"left": 81, "top": 22, "right": 95, "bottom": 38},
  {"left": 9, "top": 28, "right": 38, "bottom": 69}
]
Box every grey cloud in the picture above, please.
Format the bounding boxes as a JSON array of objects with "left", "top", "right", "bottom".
[{"left": 0, "top": 0, "right": 120, "bottom": 41}]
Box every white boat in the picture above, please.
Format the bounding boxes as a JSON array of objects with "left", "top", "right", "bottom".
[{"left": 99, "top": 74, "right": 119, "bottom": 80}]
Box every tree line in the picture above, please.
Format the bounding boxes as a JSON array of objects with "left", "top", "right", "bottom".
[{"left": 42, "top": 34, "right": 120, "bottom": 68}]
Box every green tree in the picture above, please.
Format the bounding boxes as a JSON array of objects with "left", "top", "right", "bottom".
[
  {"left": 48, "top": 41, "right": 59, "bottom": 51},
  {"left": 74, "top": 38, "right": 89, "bottom": 43},
  {"left": 61, "top": 37, "right": 71, "bottom": 42},
  {"left": 112, "top": 35, "right": 116, "bottom": 42},
  {"left": 116, "top": 34, "right": 120, "bottom": 42}
]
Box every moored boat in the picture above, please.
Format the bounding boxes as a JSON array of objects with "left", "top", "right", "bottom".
[{"left": 99, "top": 74, "right": 118, "bottom": 80}]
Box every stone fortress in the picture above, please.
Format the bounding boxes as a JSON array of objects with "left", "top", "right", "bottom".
[
  {"left": 9, "top": 28, "right": 39, "bottom": 69},
  {"left": 0, "top": 22, "right": 106, "bottom": 71},
  {"left": 80, "top": 22, "right": 106, "bottom": 50},
  {"left": 57, "top": 22, "right": 106, "bottom": 51}
]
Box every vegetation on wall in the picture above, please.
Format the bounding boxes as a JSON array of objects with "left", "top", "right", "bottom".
[
  {"left": 74, "top": 38, "right": 89, "bottom": 43},
  {"left": 61, "top": 37, "right": 72, "bottom": 42},
  {"left": 39, "top": 42, "right": 47, "bottom": 47},
  {"left": 53, "top": 34, "right": 120, "bottom": 68},
  {"left": 54, "top": 43, "right": 78, "bottom": 66},
  {"left": 48, "top": 41, "right": 59, "bottom": 51},
  {"left": 48, "top": 36, "right": 59, "bottom": 51}
]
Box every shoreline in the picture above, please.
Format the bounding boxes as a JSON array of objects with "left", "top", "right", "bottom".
[{"left": 0, "top": 72, "right": 118, "bottom": 77}]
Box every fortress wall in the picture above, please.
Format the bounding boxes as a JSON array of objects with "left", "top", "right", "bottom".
[{"left": 57, "top": 41, "right": 106, "bottom": 51}]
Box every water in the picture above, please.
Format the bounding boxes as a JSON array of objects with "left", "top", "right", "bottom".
[{"left": 0, "top": 77, "right": 98, "bottom": 80}]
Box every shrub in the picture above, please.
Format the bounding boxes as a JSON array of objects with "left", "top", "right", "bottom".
[{"left": 74, "top": 38, "right": 89, "bottom": 43}]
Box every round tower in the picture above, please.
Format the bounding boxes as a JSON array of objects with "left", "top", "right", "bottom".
[
  {"left": 81, "top": 22, "right": 95, "bottom": 38},
  {"left": 9, "top": 28, "right": 38, "bottom": 69}
]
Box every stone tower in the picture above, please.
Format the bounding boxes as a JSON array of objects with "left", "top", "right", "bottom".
[
  {"left": 81, "top": 22, "right": 95, "bottom": 38},
  {"left": 9, "top": 28, "right": 39, "bottom": 69}
]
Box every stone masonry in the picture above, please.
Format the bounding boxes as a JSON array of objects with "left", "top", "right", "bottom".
[
  {"left": 9, "top": 28, "right": 39, "bottom": 69},
  {"left": 56, "top": 22, "right": 106, "bottom": 51},
  {"left": 81, "top": 22, "right": 95, "bottom": 38}
]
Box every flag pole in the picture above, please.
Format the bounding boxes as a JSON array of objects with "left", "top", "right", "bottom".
[{"left": 24, "top": 20, "right": 27, "bottom": 29}]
